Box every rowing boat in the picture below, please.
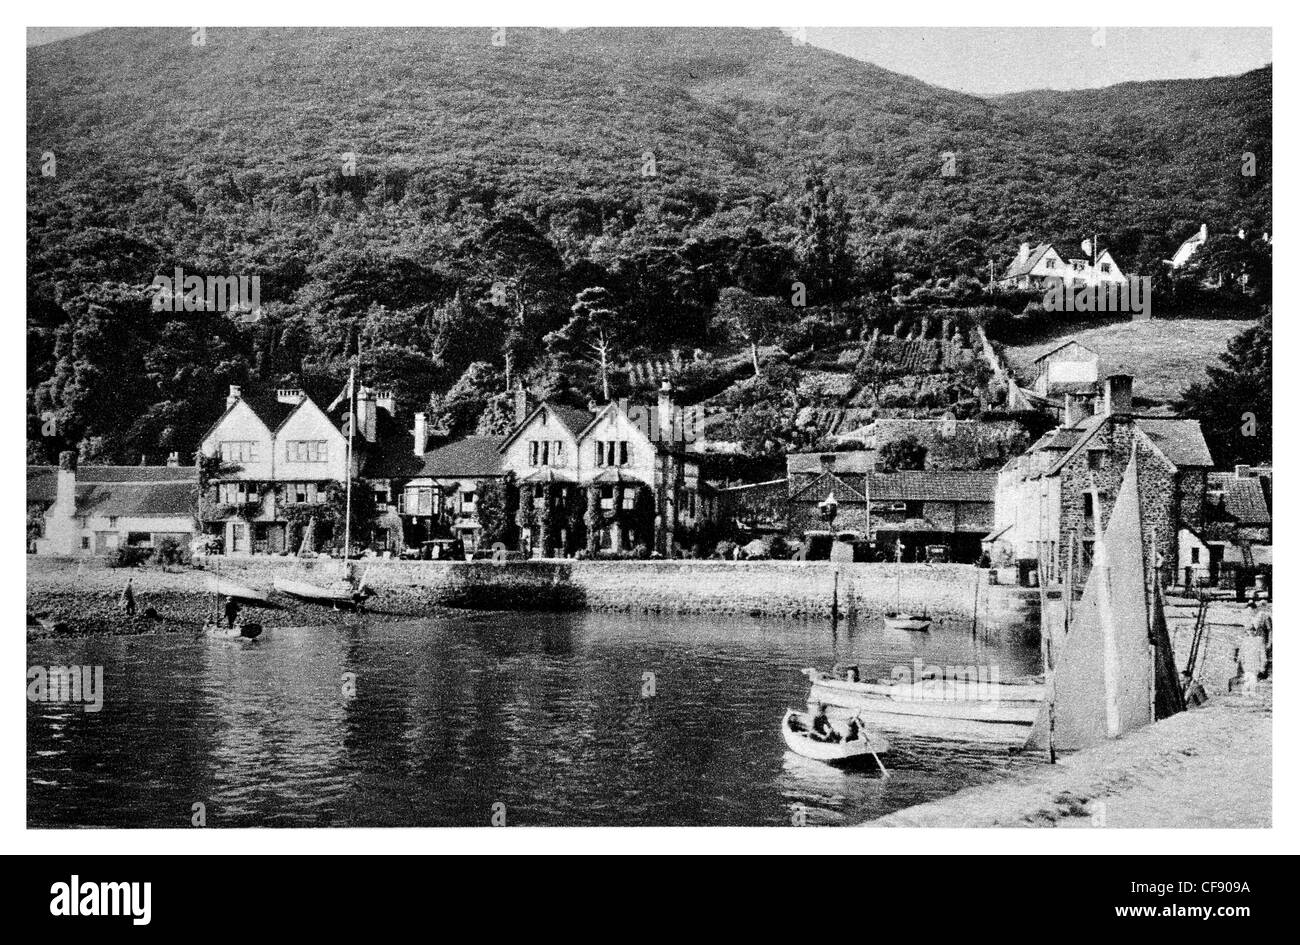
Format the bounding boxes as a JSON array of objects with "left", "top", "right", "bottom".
[
  {"left": 205, "top": 575, "right": 269, "bottom": 603},
  {"left": 883, "top": 612, "right": 931, "bottom": 632},
  {"left": 273, "top": 576, "right": 357, "bottom": 605},
  {"left": 802, "top": 669, "right": 1044, "bottom": 746},
  {"left": 781, "top": 709, "right": 889, "bottom": 764},
  {"left": 203, "top": 620, "right": 263, "bottom": 640}
]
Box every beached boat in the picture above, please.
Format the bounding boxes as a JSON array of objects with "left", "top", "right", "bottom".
[
  {"left": 205, "top": 575, "right": 269, "bottom": 603},
  {"left": 781, "top": 709, "right": 889, "bottom": 764},
  {"left": 272, "top": 576, "right": 357, "bottom": 605},
  {"left": 802, "top": 669, "right": 1044, "bottom": 746}
]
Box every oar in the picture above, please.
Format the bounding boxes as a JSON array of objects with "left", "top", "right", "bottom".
[{"left": 856, "top": 713, "right": 889, "bottom": 778}]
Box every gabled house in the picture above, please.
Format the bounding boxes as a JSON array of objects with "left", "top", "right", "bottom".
[
  {"left": 1179, "top": 465, "right": 1273, "bottom": 588},
  {"left": 198, "top": 384, "right": 391, "bottom": 554},
  {"left": 1167, "top": 223, "right": 1208, "bottom": 270},
  {"left": 785, "top": 451, "right": 994, "bottom": 562},
  {"left": 999, "top": 242, "right": 1126, "bottom": 290},
  {"left": 498, "top": 383, "right": 717, "bottom": 557},
  {"left": 29, "top": 452, "right": 197, "bottom": 556},
  {"left": 988, "top": 374, "right": 1213, "bottom": 584}
]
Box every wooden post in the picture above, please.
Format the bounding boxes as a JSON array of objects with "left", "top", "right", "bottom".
[
  {"left": 1037, "top": 542, "right": 1056, "bottom": 764},
  {"left": 1064, "top": 529, "right": 1076, "bottom": 633}
]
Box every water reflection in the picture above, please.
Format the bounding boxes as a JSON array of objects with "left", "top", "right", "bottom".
[{"left": 28, "top": 610, "right": 1042, "bottom": 827}]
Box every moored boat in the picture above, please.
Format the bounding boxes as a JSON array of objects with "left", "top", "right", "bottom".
[
  {"left": 802, "top": 668, "right": 1044, "bottom": 746},
  {"left": 883, "top": 612, "right": 931, "bottom": 632},
  {"left": 781, "top": 709, "right": 889, "bottom": 764}
]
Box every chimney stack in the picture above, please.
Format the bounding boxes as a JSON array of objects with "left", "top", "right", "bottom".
[
  {"left": 356, "top": 387, "right": 377, "bottom": 442},
  {"left": 227, "top": 385, "right": 242, "bottom": 409},
  {"left": 1018, "top": 242, "right": 1031, "bottom": 263},
  {"left": 658, "top": 382, "right": 675, "bottom": 443},
  {"left": 1064, "top": 392, "right": 1091, "bottom": 427},
  {"left": 1103, "top": 374, "right": 1133, "bottom": 417},
  {"left": 413, "top": 412, "right": 428, "bottom": 457},
  {"left": 513, "top": 381, "right": 530, "bottom": 427},
  {"left": 167, "top": 452, "right": 179, "bottom": 467},
  {"left": 374, "top": 390, "right": 396, "bottom": 417},
  {"left": 56, "top": 450, "right": 77, "bottom": 516},
  {"left": 1235, "top": 464, "right": 1252, "bottom": 479}
]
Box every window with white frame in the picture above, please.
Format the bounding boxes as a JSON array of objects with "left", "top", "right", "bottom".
[
  {"left": 219, "top": 441, "right": 259, "bottom": 463},
  {"left": 286, "top": 440, "right": 328, "bottom": 463}
]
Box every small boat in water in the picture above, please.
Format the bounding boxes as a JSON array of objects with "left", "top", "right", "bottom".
[
  {"left": 802, "top": 668, "right": 1044, "bottom": 746},
  {"left": 205, "top": 575, "right": 269, "bottom": 603},
  {"left": 203, "top": 620, "right": 263, "bottom": 640},
  {"left": 781, "top": 709, "right": 889, "bottom": 764},
  {"left": 883, "top": 612, "right": 931, "bottom": 632}
]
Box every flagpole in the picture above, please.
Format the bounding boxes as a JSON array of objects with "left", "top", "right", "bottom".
[{"left": 344, "top": 367, "right": 354, "bottom": 569}]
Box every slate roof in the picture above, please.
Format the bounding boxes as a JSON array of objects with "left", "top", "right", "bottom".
[
  {"left": 1136, "top": 419, "right": 1214, "bottom": 468},
  {"left": 1206, "top": 473, "right": 1271, "bottom": 525},
  {"left": 1003, "top": 243, "right": 1054, "bottom": 280},
  {"left": 868, "top": 470, "right": 998, "bottom": 504},
  {"left": 28, "top": 465, "right": 197, "bottom": 517},
  {"left": 415, "top": 436, "right": 507, "bottom": 478}
]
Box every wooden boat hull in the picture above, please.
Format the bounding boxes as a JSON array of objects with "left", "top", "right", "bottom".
[
  {"left": 273, "top": 576, "right": 355, "bottom": 604},
  {"left": 206, "top": 576, "right": 269, "bottom": 603},
  {"left": 804, "top": 671, "right": 1043, "bottom": 746},
  {"left": 781, "top": 709, "right": 889, "bottom": 763},
  {"left": 883, "top": 615, "right": 931, "bottom": 632}
]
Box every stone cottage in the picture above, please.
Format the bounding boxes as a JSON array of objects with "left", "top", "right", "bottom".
[{"left": 988, "top": 374, "right": 1213, "bottom": 584}]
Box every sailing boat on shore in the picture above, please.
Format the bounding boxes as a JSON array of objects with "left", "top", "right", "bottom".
[
  {"left": 273, "top": 368, "right": 370, "bottom": 609},
  {"left": 1025, "top": 447, "right": 1184, "bottom": 751}
]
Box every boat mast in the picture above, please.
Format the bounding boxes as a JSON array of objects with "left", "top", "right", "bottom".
[{"left": 343, "top": 367, "right": 355, "bottom": 567}]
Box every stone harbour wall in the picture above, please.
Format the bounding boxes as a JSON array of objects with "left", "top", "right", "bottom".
[{"left": 28, "top": 555, "right": 1038, "bottom": 628}]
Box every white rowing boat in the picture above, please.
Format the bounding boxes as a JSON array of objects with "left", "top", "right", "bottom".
[
  {"left": 205, "top": 575, "right": 269, "bottom": 603},
  {"left": 273, "top": 576, "right": 357, "bottom": 605},
  {"left": 883, "top": 612, "right": 931, "bottom": 632},
  {"left": 803, "top": 669, "right": 1044, "bottom": 746},
  {"left": 781, "top": 709, "right": 889, "bottom": 764}
]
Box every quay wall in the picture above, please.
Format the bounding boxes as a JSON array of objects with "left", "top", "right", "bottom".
[{"left": 27, "top": 556, "right": 1038, "bottom": 629}]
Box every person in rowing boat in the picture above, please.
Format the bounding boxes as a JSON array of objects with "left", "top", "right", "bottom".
[{"left": 809, "top": 704, "right": 840, "bottom": 743}]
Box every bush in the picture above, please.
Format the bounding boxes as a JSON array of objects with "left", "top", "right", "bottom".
[
  {"left": 155, "top": 537, "right": 188, "bottom": 567},
  {"left": 713, "top": 540, "right": 737, "bottom": 560},
  {"left": 109, "top": 546, "right": 151, "bottom": 568}
]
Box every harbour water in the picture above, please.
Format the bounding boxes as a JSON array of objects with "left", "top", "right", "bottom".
[{"left": 27, "top": 611, "right": 1042, "bottom": 827}]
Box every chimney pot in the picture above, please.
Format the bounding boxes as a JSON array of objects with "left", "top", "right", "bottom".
[
  {"left": 657, "top": 382, "right": 675, "bottom": 443},
  {"left": 413, "top": 412, "right": 428, "bottom": 457},
  {"left": 167, "top": 452, "right": 179, "bottom": 467}
]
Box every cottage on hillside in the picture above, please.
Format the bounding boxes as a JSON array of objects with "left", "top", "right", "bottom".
[{"left": 999, "top": 242, "right": 1126, "bottom": 291}]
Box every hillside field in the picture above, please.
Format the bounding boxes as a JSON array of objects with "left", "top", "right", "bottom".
[{"left": 1003, "top": 318, "right": 1250, "bottom": 405}]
